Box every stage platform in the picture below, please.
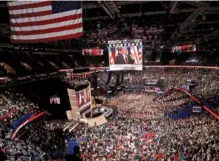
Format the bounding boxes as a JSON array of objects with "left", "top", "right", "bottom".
[{"left": 80, "top": 114, "right": 108, "bottom": 127}]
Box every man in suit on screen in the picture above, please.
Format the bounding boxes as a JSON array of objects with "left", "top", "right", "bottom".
[{"left": 115, "top": 47, "right": 135, "bottom": 64}]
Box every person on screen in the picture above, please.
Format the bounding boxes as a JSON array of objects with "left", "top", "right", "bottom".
[{"left": 115, "top": 47, "right": 135, "bottom": 64}]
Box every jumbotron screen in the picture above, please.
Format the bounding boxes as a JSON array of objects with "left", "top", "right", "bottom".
[{"left": 108, "top": 39, "right": 143, "bottom": 71}]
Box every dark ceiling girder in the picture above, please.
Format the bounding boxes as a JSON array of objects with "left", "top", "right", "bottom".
[
  {"left": 97, "top": 1, "right": 114, "bottom": 19},
  {"left": 159, "top": 2, "right": 169, "bottom": 10},
  {"left": 84, "top": 7, "right": 219, "bottom": 21},
  {"left": 172, "top": 11, "right": 201, "bottom": 34},
  {"left": 105, "top": 1, "right": 119, "bottom": 14},
  {"left": 167, "top": 28, "right": 218, "bottom": 34},
  {"left": 170, "top": 2, "right": 178, "bottom": 13},
  {"left": 0, "top": 1, "right": 145, "bottom": 9},
  {"left": 170, "top": 8, "right": 206, "bottom": 41},
  {"left": 0, "top": 43, "right": 80, "bottom": 54},
  {"left": 197, "top": 30, "right": 219, "bottom": 41},
  {"left": 181, "top": 1, "right": 209, "bottom": 8},
  {"left": 168, "top": 20, "right": 219, "bottom": 28},
  {"left": 169, "top": 2, "right": 210, "bottom": 41},
  {"left": 97, "top": 1, "right": 120, "bottom": 19},
  {"left": 84, "top": 1, "right": 146, "bottom": 9}
]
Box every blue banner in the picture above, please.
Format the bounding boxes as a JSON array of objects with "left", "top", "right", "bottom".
[
  {"left": 11, "top": 113, "right": 32, "bottom": 129},
  {"left": 67, "top": 140, "right": 80, "bottom": 155},
  {"left": 168, "top": 103, "right": 205, "bottom": 120}
]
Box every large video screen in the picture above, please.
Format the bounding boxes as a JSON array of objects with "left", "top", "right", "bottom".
[
  {"left": 108, "top": 39, "right": 143, "bottom": 71},
  {"left": 76, "top": 87, "right": 91, "bottom": 113},
  {"left": 82, "top": 48, "right": 103, "bottom": 56}
]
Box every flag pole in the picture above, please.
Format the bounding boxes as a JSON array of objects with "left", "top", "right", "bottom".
[{"left": 87, "top": 80, "right": 93, "bottom": 119}]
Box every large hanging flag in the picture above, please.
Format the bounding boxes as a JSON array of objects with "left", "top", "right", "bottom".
[{"left": 8, "top": 1, "right": 83, "bottom": 43}]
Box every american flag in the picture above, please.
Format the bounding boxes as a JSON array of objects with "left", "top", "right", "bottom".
[
  {"left": 109, "top": 47, "right": 118, "bottom": 65},
  {"left": 8, "top": 1, "right": 83, "bottom": 43},
  {"left": 130, "top": 44, "right": 142, "bottom": 64},
  {"left": 78, "top": 90, "right": 83, "bottom": 106}
]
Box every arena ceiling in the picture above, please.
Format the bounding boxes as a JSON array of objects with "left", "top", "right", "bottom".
[
  {"left": 0, "top": 1, "right": 219, "bottom": 50},
  {"left": 82, "top": 1, "right": 219, "bottom": 45}
]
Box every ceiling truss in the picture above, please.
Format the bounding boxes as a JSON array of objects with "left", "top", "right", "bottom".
[
  {"left": 84, "top": 7, "right": 219, "bottom": 21},
  {"left": 0, "top": 1, "right": 218, "bottom": 46},
  {"left": 170, "top": 1, "right": 178, "bottom": 13},
  {"left": 97, "top": 1, "right": 114, "bottom": 19}
]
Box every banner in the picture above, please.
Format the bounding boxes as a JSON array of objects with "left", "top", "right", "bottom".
[
  {"left": 192, "top": 106, "right": 202, "bottom": 113},
  {"left": 11, "top": 113, "right": 32, "bottom": 129},
  {"left": 144, "top": 80, "right": 159, "bottom": 86},
  {"left": 181, "top": 83, "right": 195, "bottom": 91},
  {"left": 171, "top": 44, "right": 196, "bottom": 53},
  {"left": 181, "top": 84, "right": 190, "bottom": 91},
  {"left": 154, "top": 87, "right": 164, "bottom": 94},
  {"left": 82, "top": 48, "right": 103, "bottom": 56},
  {"left": 11, "top": 111, "right": 47, "bottom": 140},
  {"left": 108, "top": 39, "right": 143, "bottom": 71}
]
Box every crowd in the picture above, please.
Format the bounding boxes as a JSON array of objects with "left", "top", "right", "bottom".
[
  {"left": 77, "top": 67, "right": 218, "bottom": 160},
  {"left": 0, "top": 89, "right": 40, "bottom": 134},
  {"left": 83, "top": 20, "right": 163, "bottom": 49},
  {"left": 0, "top": 89, "right": 45, "bottom": 161},
  {"left": 160, "top": 91, "right": 190, "bottom": 112},
  {"left": 1, "top": 67, "right": 219, "bottom": 161},
  {"left": 71, "top": 92, "right": 219, "bottom": 161},
  {"left": 0, "top": 89, "right": 82, "bottom": 161},
  {"left": 121, "top": 68, "right": 219, "bottom": 104}
]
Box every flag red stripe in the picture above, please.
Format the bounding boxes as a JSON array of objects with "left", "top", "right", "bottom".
[
  {"left": 12, "top": 23, "right": 82, "bottom": 35},
  {"left": 11, "top": 14, "right": 82, "bottom": 27},
  {"left": 9, "top": 1, "right": 51, "bottom": 10},
  {"left": 10, "top": 10, "right": 52, "bottom": 19},
  {"left": 11, "top": 32, "right": 82, "bottom": 43}
]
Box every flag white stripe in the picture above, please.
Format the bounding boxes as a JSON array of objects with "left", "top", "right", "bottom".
[
  {"left": 11, "top": 18, "right": 82, "bottom": 31},
  {"left": 10, "top": 9, "right": 82, "bottom": 23},
  {"left": 9, "top": 6, "right": 51, "bottom": 15},
  {"left": 8, "top": 1, "right": 41, "bottom": 7},
  {"left": 138, "top": 47, "right": 142, "bottom": 63},
  {"left": 11, "top": 27, "right": 83, "bottom": 40},
  {"left": 131, "top": 46, "right": 138, "bottom": 64},
  {"left": 134, "top": 46, "right": 140, "bottom": 64}
]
